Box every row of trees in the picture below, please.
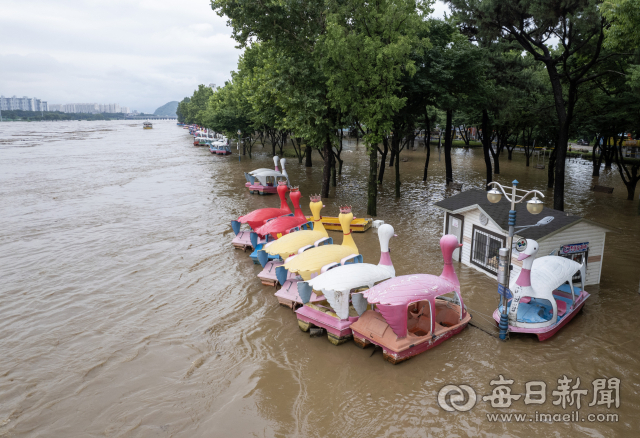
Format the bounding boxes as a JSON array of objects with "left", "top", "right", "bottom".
[
  {"left": 177, "top": 0, "right": 640, "bottom": 213},
  {"left": 0, "top": 110, "right": 126, "bottom": 121}
]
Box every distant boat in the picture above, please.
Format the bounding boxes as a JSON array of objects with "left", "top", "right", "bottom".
[{"left": 143, "top": 121, "right": 153, "bottom": 129}]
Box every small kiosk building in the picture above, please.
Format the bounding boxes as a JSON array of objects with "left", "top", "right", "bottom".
[{"left": 434, "top": 189, "right": 611, "bottom": 285}]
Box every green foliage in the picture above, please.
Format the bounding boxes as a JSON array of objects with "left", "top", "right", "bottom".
[
  {"left": 603, "top": 0, "right": 640, "bottom": 50},
  {"left": 321, "top": 0, "right": 432, "bottom": 145},
  {"left": 169, "top": 0, "right": 640, "bottom": 208},
  {"left": 187, "top": 85, "right": 214, "bottom": 126},
  {"left": 0, "top": 110, "right": 122, "bottom": 121},
  {"left": 176, "top": 97, "right": 190, "bottom": 124}
]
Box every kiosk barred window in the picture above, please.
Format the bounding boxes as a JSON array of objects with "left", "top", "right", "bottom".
[{"left": 470, "top": 225, "right": 506, "bottom": 274}]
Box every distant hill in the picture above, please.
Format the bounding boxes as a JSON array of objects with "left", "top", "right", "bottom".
[{"left": 153, "top": 101, "right": 179, "bottom": 117}]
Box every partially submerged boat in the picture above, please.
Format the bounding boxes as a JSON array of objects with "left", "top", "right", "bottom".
[
  {"left": 248, "top": 187, "right": 312, "bottom": 264},
  {"left": 295, "top": 224, "right": 397, "bottom": 345},
  {"left": 215, "top": 144, "right": 232, "bottom": 155},
  {"left": 231, "top": 181, "right": 291, "bottom": 251},
  {"left": 256, "top": 195, "right": 331, "bottom": 287},
  {"left": 143, "top": 121, "right": 152, "bottom": 129},
  {"left": 274, "top": 207, "right": 361, "bottom": 308},
  {"left": 350, "top": 234, "right": 471, "bottom": 364},
  {"left": 253, "top": 187, "right": 308, "bottom": 239},
  {"left": 305, "top": 216, "right": 372, "bottom": 233},
  {"left": 245, "top": 156, "right": 280, "bottom": 188},
  {"left": 247, "top": 159, "right": 289, "bottom": 195},
  {"left": 492, "top": 238, "right": 588, "bottom": 341}
]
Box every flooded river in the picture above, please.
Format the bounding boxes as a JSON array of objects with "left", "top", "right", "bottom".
[{"left": 1, "top": 120, "right": 638, "bottom": 437}]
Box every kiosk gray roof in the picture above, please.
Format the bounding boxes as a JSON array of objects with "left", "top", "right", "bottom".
[{"left": 434, "top": 189, "right": 611, "bottom": 240}]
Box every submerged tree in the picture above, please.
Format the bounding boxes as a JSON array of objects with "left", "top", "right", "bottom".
[
  {"left": 448, "top": 0, "right": 621, "bottom": 211},
  {"left": 321, "top": 0, "right": 431, "bottom": 211}
]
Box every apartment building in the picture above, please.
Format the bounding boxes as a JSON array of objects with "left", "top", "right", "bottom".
[{"left": 0, "top": 95, "right": 48, "bottom": 111}]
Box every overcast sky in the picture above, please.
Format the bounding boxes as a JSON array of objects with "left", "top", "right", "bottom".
[{"left": 0, "top": 0, "right": 449, "bottom": 113}]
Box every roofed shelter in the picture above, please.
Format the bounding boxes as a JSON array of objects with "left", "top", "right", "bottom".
[{"left": 434, "top": 189, "right": 612, "bottom": 285}]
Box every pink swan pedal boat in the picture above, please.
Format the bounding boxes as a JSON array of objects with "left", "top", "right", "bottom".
[
  {"left": 492, "top": 238, "right": 589, "bottom": 341},
  {"left": 350, "top": 234, "right": 471, "bottom": 364},
  {"left": 231, "top": 181, "right": 291, "bottom": 251},
  {"left": 295, "top": 224, "right": 397, "bottom": 345}
]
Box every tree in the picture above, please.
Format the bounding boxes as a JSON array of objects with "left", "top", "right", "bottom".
[
  {"left": 186, "top": 85, "right": 214, "bottom": 126},
  {"left": 212, "top": 0, "right": 341, "bottom": 199},
  {"left": 448, "top": 0, "right": 620, "bottom": 211},
  {"left": 320, "top": 0, "right": 431, "bottom": 211},
  {"left": 176, "top": 97, "right": 190, "bottom": 124}
]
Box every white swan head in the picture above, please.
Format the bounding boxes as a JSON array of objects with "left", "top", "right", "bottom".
[
  {"left": 378, "top": 224, "right": 395, "bottom": 252},
  {"left": 280, "top": 158, "right": 288, "bottom": 178},
  {"left": 517, "top": 238, "right": 539, "bottom": 270}
]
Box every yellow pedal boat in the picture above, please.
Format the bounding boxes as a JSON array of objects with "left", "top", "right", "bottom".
[
  {"left": 281, "top": 206, "right": 360, "bottom": 281},
  {"left": 305, "top": 215, "right": 372, "bottom": 233},
  {"left": 258, "top": 195, "right": 330, "bottom": 265}
]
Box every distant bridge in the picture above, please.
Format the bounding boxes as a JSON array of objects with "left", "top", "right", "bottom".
[{"left": 124, "top": 115, "right": 177, "bottom": 120}]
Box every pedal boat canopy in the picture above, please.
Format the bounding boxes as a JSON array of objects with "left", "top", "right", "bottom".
[
  {"left": 363, "top": 275, "right": 466, "bottom": 338},
  {"left": 283, "top": 207, "right": 358, "bottom": 281},
  {"left": 261, "top": 197, "right": 328, "bottom": 260}
]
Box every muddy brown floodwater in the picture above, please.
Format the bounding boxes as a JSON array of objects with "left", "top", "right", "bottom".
[{"left": 1, "top": 120, "right": 639, "bottom": 437}]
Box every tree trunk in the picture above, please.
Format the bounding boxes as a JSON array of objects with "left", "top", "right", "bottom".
[
  {"left": 603, "top": 138, "right": 615, "bottom": 169},
  {"left": 490, "top": 136, "right": 500, "bottom": 175},
  {"left": 613, "top": 139, "right": 640, "bottom": 200},
  {"left": 389, "top": 148, "right": 396, "bottom": 167},
  {"left": 547, "top": 146, "right": 557, "bottom": 189},
  {"left": 378, "top": 138, "right": 389, "bottom": 184},
  {"left": 592, "top": 136, "right": 603, "bottom": 177},
  {"left": 423, "top": 114, "right": 431, "bottom": 182},
  {"left": 330, "top": 152, "right": 337, "bottom": 187},
  {"left": 481, "top": 110, "right": 493, "bottom": 189},
  {"left": 367, "top": 145, "right": 378, "bottom": 216},
  {"left": 305, "top": 145, "right": 312, "bottom": 167},
  {"left": 444, "top": 109, "right": 453, "bottom": 184},
  {"left": 507, "top": 132, "right": 518, "bottom": 160},
  {"left": 321, "top": 134, "right": 332, "bottom": 198}
]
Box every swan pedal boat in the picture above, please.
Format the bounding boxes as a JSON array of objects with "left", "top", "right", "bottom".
[
  {"left": 246, "top": 187, "right": 312, "bottom": 263},
  {"left": 231, "top": 181, "right": 291, "bottom": 250},
  {"left": 246, "top": 159, "right": 289, "bottom": 194},
  {"left": 492, "top": 238, "right": 589, "bottom": 341},
  {"left": 244, "top": 156, "right": 280, "bottom": 190},
  {"left": 274, "top": 207, "right": 361, "bottom": 308},
  {"left": 257, "top": 196, "right": 331, "bottom": 286},
  {"left": 209, "top": 139, "right": 227, "bottom": 154},
  {"left": 350, "top": 235, "right": 471, "bottom": 364},
  {"left": 215, "top": 144, "right": 232, "bottom": 155},
  {"left": 295, "top": 224, "right": 397, "bottom": 345}
]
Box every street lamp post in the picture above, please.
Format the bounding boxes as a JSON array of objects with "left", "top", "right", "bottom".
[{"left": 487, "top": 180, "right": 545, "bottom": 340}]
